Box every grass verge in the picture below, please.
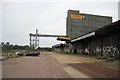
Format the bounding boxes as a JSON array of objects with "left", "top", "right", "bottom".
[{"left": 0, "top": 55, "right": 23, "bottom": 61}]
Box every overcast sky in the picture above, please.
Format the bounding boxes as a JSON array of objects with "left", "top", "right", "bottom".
[{"left": 1, "top": 0, "right": 119, "bottom": 47}]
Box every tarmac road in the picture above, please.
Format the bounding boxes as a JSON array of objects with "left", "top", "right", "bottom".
[{"left": 2, "top": 52, "right": 72, "bottom": 78}]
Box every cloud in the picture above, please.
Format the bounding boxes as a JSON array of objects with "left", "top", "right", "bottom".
[{"left": 2, "top": 1, "right": 119, "bottom": 47}]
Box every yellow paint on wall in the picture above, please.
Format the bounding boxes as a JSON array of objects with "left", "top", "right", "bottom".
[{"left": 71, "top": 14, "right": 83, "bottom": 19}]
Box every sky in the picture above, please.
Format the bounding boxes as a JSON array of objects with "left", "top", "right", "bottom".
[{"left": 1, "top": 0, "right": 120, "bottom": 47}]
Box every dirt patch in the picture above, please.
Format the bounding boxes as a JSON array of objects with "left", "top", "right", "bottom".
[
  {"left": 48, "top": 52, "right": 105, "bottom": 64},
  {"left": 48, "top": 52, "right": 119, "bottom": 70}
]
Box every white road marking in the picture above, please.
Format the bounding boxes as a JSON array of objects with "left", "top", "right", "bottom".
[{"left": 63, "top": 67, "right": 91, "bottom": 78}]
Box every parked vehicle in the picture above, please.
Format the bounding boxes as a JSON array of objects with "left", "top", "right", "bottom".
[
  {"left": 8, "top": 53, "right": 12, "bottom": 56},
  {"left": 15, "top": 51, "right": 20, "bottom": 55},
  {"left": 15, "top": 51, "right": 24, "bottom": 56},
  {"left": 26, "top": 51, "right": 40, "bottom": 56},
  {"left": 36, "top": 51, "right": 40, "bottom": 55}
]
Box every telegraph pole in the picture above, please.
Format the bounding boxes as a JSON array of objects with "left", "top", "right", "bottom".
[
  {"left": 35, "top": 29, "right": 39, "bottom": 50},
  {"left": 29, "top": 29, "right": 39, "bottom": 50}
]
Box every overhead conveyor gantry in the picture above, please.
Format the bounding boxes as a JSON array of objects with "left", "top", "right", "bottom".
[{"left": 29, "top": 29, "right": 68, "bottom": 50}]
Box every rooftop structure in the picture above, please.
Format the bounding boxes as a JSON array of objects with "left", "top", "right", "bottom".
[{"left": 66, "top": 10, "right": 112, "bottom": 39}]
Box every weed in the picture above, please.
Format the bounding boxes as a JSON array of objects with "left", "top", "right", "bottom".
[{"left": 54, "top": 58, "right": 57, "bottom": 62}]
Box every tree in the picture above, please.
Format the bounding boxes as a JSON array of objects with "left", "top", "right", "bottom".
[
  {"left": 1, "top": 42, "right": 5, "bottom": 47},
  {"left": 10, "top": 44, "right": 13, "bottom": 49},
  {"left": 13, "top": 45, "right": 18, "bottom": 49},
  {"left": 4, "top": 42, "right": 10, "bottom": 49},
  {"left": 25, "top": 45, "right": 29, "bottom": 50},
  {"left": 6, "top": 42, "right": 10, "bottom": 46}
]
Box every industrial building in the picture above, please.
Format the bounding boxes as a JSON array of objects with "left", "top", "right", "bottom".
[
  {"left": 71, "top": 20, "right": 120, "bottom": 58},
  {"left": 66, "top": 10, "right": 112, "bottom": 39},
  {"left": 53, "top": 20, "right": 120, "bottom": 58},
  {"left": 52, "top": 10, "right": 120, "bottom": 58}
]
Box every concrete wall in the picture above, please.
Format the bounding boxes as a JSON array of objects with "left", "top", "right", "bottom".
[{"left": 66, "top": 10, "right": 112, "bottom": 39}]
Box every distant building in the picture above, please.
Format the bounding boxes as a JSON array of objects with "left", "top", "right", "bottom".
[
  {"left": 66, "top": 10, "right": 112, "bottom": 39},
  {"left": 52, "top": 43, "right": 69, "bottom": 53}
]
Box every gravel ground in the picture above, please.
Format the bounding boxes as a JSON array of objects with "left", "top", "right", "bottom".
[
  {"left": 48, "top": 52, "right": 106, "bottom": 64},
  {"left": 49, "top": 52, "right": 119, "bottom": 70}
]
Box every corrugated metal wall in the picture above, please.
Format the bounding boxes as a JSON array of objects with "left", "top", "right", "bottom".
[{"left": 72, "top": 33, "right": 120, "bottom": 58}]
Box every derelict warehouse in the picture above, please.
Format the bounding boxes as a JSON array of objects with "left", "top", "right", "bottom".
[{"left": 52, "top": 10, "right": 120, "bottom": 59}]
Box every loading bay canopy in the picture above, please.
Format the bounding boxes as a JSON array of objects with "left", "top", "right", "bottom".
[
  {"left": 57, "top": 37, "right": 70, "bottom": 41},
  {"left": 71, "top": 32, "right": 95, "bottom": 42}
]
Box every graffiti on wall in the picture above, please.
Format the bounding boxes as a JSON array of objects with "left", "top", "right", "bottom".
[
  {"left": 94, "top": 46, "right": 119, "bottom": 58},
  {"left": 94, "top": 47, "right": 101, "bottom": 53}
]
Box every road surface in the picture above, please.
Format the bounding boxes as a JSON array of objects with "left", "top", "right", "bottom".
[
  {"left": 2, "top": 52, "right": 119, "bottom": 79},
  {"left": 2, "top": 52, "right": 72, "bottom": 78}
]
